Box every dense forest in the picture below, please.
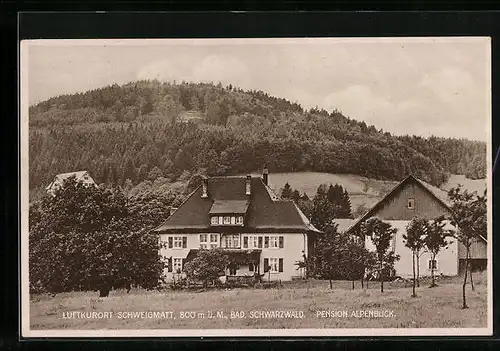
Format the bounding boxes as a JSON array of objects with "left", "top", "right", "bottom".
[{"left": 29, "top": 80, "right": 486, "bottom": 201}]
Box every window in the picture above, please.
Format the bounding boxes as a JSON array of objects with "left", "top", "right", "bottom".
[
  {"left": 173, "top": 258, "right": 183, "bottom": 273},
  {"left": 210, "top": 234, "right": 218, "bottom": 243},
  {"left": 173, "top": 236, "right": 184, "bottom": 248},
  {"left": 269, "top": 258, "right": 279, "bottom": 272},
  {"left": 252, "top": 236, "right": 259, "bottom": 248},
  {"left": 270, "top": 236, "right": 279, "bottom": 248},
  {"left": 408, "top": 198, "right": 415, "bottom": 209},
  {"left": 213, "top": 216, "right": 244, "bottom": 226},
  {"left": 200, "top": 234, "right": 208, "bottom": 249},
  {"left": 168, "top": 236, "right": 187, "bottom": 249},
  {"left": 224, "top": 234, "right": 240, "bottom": 248},
  {"left": 264, "top": 258, "right": 284, "bottom": 273},
  {"left": 428, "top": 259, "right": 438, "bottom": 270},
  {"left": 243, "top": 236, "right": 249, "bottom": 248}
]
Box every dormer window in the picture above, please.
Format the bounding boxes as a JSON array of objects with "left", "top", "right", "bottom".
[{"left": 210, "top": 215, "right": 244, "bottom": 226}]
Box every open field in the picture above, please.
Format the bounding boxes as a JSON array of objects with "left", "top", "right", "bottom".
[{"left": 30, "top": 274, "right": 487, "bottom": 330}]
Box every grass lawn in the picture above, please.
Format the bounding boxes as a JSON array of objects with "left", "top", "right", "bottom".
[{"left": 30, "top": 274, "right": 488, "bottom": 330}]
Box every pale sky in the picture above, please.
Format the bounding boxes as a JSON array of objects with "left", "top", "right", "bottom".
[{"left": 24, "top": 38, "right": 491, "bottom": 141}]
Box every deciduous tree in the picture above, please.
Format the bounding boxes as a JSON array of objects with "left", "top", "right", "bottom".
[
  {"left": 424, "top": 215, "right": 452, "bottom": 288},
  {"left": 448, "top": 186, "right": 487, "bottom": 308},
  {"left": 362, "top": 217, "right": 400, "bottom": 293},
  {"left": 404, "top": 218, "right": 428, "bottom": 297}
]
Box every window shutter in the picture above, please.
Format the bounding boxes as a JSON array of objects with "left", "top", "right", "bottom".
[
  {"left": 258, "top": 237, "right": 263, "bottom": 248},
  {"left": 279, "top": 258, "right": 283, "bottom": 272},
  {"left": 249, "top": 263, "right": 254, "bottom": 272},
  {"left": 168, "top": 237, "right": 173, "bottom": 249},
  {"left": 243, "top": 236, "right": 248, "bottom": 248},
  {"left": 264, "top": 236, "right": 269, "bottom": 248},
  {"left": 264, "top": 258, "right": 269, "bottom": 273},
  {"left": 279, "top": 236, "right": 284, "bottom": 248},
  {"left": 182, "top": 237, "right": 187, "bottom": 248},
  {"left": 168, "top": 257, "right": 173, "bottom": 272}
]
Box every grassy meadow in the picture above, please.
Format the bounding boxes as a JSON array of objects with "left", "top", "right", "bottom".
[{"left": 30, "top": 273, "right": 488, "bottom": 330}]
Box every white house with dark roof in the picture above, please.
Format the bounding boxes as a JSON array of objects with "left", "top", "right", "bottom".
[
  {"left": 45, "top": 170, "right": 97, "bottom": 196},
  {"left": 152, "top": 168, "right": 321, "bottom": 282},
  {"left": 341, "top": 175, "right": 487, "bottom": 277}
]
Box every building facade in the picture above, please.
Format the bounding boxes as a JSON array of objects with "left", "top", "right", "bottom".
[
  {"left": 45, "top": 170, "right": 97, "bottom": 196},
  {"left": 152, "top": 169, "right": 320, "bottom": 282},
  {"left": 343, "top": 175, "right": 487, "bottom": 277}
]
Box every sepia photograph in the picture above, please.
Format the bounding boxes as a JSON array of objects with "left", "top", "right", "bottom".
[{"left": 20, "top": 37, "right": 492, "bottom": 337}]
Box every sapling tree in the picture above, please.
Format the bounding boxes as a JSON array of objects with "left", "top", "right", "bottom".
[
  {"left": 362, "top": 217, "right": 400, "bottom": 293},
  {"left": 448, "top": 186, "right": 487, "bottom": 308},
  {"left": 423, "top": 215, "right": 452, "bottom": 288},
  {"left": 403, "top": 217, "right": 428, "bottom": 297}
]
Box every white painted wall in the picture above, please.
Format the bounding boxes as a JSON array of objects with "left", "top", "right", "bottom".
[
  {"left": 365, "top": 220, "right": 458, "bottom": 278},
  {"left": 158, "top": 232, "right": 307, "bottom": 282}
]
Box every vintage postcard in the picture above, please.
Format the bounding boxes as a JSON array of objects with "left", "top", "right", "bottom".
[{"left": 20, "top": 37, "right": 493, "bottom": 337}]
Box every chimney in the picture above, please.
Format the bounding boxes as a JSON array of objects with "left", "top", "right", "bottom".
[
  {"left": 262, "top": 164, "right": 269, "bottom": 186},
  {"left": 201, "top": 177, "right": 208, "bottom": 198},
  {"left": 245, "top": 175, "right": 252, "bottom": 195}
]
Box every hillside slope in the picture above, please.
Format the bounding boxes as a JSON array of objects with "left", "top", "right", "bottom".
[
  {"left": 28, "top": 80, "right": 486, "bottom": 196},
  {"left": 264, "top": 172, "right": 487, "bottom": 217}
]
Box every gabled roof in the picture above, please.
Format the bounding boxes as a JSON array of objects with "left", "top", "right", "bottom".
[
  {"left": 152, "top": 176, "right": 321, "bottom": 234},
  {"left": 332, "top": 218, "right": 358, "bottom": 233},
  {"left": 46, "top": 170, "right": 94, "bottom": 190},
  {"left": 344, "top": 175, "right": 452, "bottom": 234}
]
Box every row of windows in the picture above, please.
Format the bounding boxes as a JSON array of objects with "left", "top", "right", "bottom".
[
  {"left": 199, "top": 234, "right": 220, "bottom": 249},
  {"left": 242, "top": 235, "right": 284, "bottom": 249},
  {"left": 211, "top": 216, "right": 244, "bottom": 226},
  {"left": 163, "top": 236, "right": 188, "bottom": 249},
  {"left": 166, "top": 257, "right": 284, "bottom": 274},
  {"left": 167, "top": 256, "right": 437, "bottom": 274},
  {"left": 163, "top": 234, "right": 285, "bottom": 250}
]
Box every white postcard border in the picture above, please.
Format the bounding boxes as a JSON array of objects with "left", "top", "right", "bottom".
[{"left": 20, "top": 37, "right": 494, "bottom": 338}]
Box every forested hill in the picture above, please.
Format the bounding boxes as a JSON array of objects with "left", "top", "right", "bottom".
[{"left": 29, "top": 80, "right": 486, "bottom": 193}]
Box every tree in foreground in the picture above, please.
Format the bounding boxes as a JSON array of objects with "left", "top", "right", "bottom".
[
  {"left": 424, "top": 215, "right": 452, "bottom": 288},
  {"left": 29, "top": 177, "right": 165, "bottom": 297},
  {"left": 312, "top": 224, "right": 372, "bottom": 289},
  {"left": 403, "top": 217, "right": 428, "bottom": 297},
  {"left": 310, "top": 184, "right": 337, "bottom": 231},
  {"left": 448, "top": 186, "right": 487, "bottom": 308},
  {"left": 361, "top": 217, "right": 400, "bottom": 293},
  {"left": 312, "top": 224, "right": 343, "bottom": 289},
  {"left": 183, "top": 249, "right": 230, "bottom": 288}
]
